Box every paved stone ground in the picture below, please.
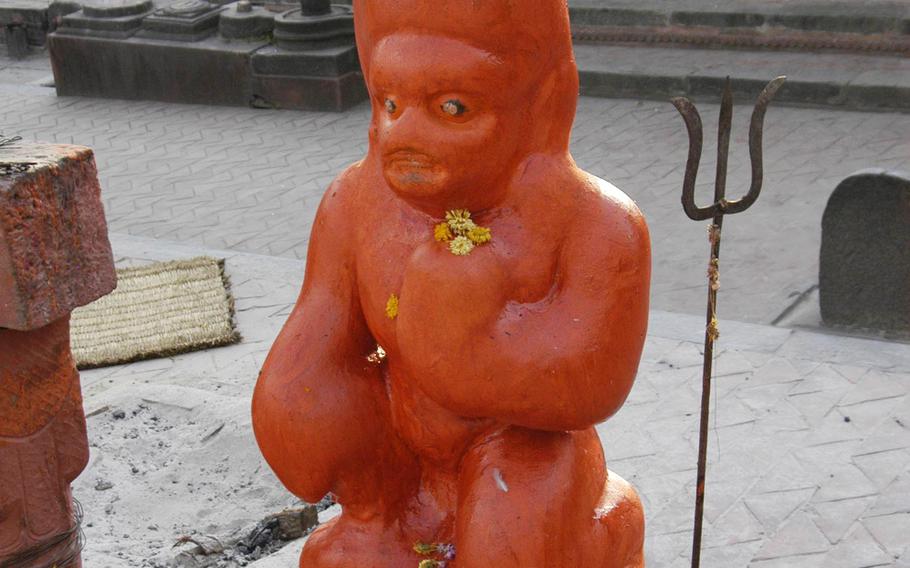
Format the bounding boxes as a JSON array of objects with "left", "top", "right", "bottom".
[
  {"left": 1, "top": 46, "right": 908, "bottom": 567},
  {"left": 76, "top": 234, "right": 910, "bottom": 568},
  {"left": 2, "top": 51, "right": 909, "bottom": 325}
]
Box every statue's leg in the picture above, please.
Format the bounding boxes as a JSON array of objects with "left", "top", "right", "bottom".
[
  {"left": 254, "top": 361, "right": 417, "bottom": 503},
  {"left": 253, "top": 363, "right": 421, "bottom": 568},
  {"left": 455, "top": 426, "right": 644, "bottom": 568}
]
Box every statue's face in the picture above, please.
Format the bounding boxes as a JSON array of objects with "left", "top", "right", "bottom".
[{"left": 369, "top": 35, "right": 524, "bottom": 210}]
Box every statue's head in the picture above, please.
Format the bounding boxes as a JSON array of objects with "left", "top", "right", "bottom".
[{"left": 355, "top": 0, "right": 578, "bottom": 213}]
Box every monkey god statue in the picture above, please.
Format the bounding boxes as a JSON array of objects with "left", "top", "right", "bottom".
[{"left": 252, "top": 2, "right": 651, "bottom": 566}]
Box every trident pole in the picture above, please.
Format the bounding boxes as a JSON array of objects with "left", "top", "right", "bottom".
[{"left": 671, "top": 76, "right": 786, "bottom": 568}]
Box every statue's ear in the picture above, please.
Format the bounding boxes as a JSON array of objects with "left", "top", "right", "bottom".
[{"left": 525, "top": 59, "right": 578, "bottom": 155}]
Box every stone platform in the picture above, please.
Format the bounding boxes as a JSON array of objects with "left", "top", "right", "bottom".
[{"left": 75, "top": 233, "right": 910, "bottom": 567}]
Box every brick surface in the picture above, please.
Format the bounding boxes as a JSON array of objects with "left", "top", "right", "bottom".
[{"left": 0, "top": 142, "right": 115, "bottom": 329}]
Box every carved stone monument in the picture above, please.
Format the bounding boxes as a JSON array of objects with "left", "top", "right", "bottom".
[
  {"left": 0, "top": 143, "right": 116, "bottom": 567},
  {"left": 252, "top": 1, "right": 650, "bottom": 566},
  {"left": 48, "top": 0, "right": 366, "bottom": 111},
  {"left": 820, "top": 169, "right": 910, "bottom": 335}
]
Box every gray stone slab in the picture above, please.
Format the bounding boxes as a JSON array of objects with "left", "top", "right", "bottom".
[{"left": 819, "top": 169, "right": 910, "bottom": 335}]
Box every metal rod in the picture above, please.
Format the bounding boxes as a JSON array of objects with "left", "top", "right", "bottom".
[
  {"left": 690, "top": 79, "right": 733, "bottom": 568},
  {"left": 691, "top": 213, "right": 723, "bottom": 568},
  {"left": 671, "top": 75, "right": 786, "bottom": 568}
]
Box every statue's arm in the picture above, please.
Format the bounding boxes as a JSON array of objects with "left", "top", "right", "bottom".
[
  {"left": 251, "top": 177, "right": 379, "bottom": 499},
  {"left": 398, "top": 193, "right": 651, "bottom": 432}
]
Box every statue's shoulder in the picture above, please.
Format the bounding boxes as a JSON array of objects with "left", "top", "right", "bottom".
[
  {"left": 577, "top": 172, "right": 649, "bottom": 246},
  {"left": 316, "top": 159, "right": 375, "bottom": 219}
]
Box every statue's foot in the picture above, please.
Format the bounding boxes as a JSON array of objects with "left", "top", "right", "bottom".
[{"left": 299, "top": 514, "right": 420, "bottom": 568}]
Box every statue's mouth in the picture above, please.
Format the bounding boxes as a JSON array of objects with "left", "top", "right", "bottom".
[
  {"left": 385, "top": 150, "right": 435, "bottom": 171},
  {"left": 383, "top": 150, "right": 446, "bottom": 189}
]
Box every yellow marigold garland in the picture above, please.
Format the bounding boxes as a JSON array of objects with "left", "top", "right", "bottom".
[
  {"left": 448, "top": 235, "right": 475, "bottom": 256},
  {"left": 434, "top": 209, "right": 492, "bottom": 255},
  {"left": 434, "top": 223, "right": 453, "bottom": 242}
]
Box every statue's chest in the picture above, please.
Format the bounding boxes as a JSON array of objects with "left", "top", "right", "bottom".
[
  {"left": 354, "top": 221, "right": 424, "bottom": 350},
  {"left": 354, "top": 213, "right": 559, "bottom": 350}
]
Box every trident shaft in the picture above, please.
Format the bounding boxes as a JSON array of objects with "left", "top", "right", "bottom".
[{"left": 671, "top": 76, "right": 786, "bottom": 568}]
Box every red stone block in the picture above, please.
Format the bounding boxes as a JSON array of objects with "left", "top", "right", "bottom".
[
  {"left": 0, "top": 318, "right": 87, "bottom": 567},
  {"left": 0, "top": 143, "right": 116, "bottom": 330},
  {"left": 1, "top": 142, "right": 114, "bottom": 567}
]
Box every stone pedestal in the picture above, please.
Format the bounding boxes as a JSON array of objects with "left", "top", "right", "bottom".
[
  {"left": 57, "top": 0, "right": 153, "bottom": 38},
  {"left": 0, "top": 143, "right": 115, "bottom": 567},
  {"left": 138, "top": 0, "right": 224, "bottom": 42}
]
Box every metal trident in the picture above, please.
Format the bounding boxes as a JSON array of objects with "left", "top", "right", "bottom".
[{"left": 671, "top": 75, "right": 786, "bottom": 568}]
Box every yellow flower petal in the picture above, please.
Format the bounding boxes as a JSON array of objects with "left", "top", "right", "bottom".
[
  {"left": 385, "top": 294, "right": 399, "bottom": 319},
  {"left": 413, "top": 542, "right": 435, "bottom": 556},
  {"left": 434, "top": 222, "right": 453, "bottom": 242},
  {"left": 445, "top": 209, "right": 475, "bottom": 234},
  {"left": 448, "top": 236, "right": 475, "bottom": 256},
  {"left": 467, "top": 225, "right": 492, "bottom": 244}
]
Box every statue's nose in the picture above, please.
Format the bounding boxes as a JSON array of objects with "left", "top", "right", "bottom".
[{"left": 381, "top": 107, "right": 432, "bottom": 153}]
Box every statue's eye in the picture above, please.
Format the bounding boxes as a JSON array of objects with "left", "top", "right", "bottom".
[
  {"left": 384, "top": 99, "right": 397, "bottom": 114},
  {"left": 441, "top": 99, "right": 466, "bottom": 117}
]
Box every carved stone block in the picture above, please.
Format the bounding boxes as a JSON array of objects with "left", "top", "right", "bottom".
[
  {"left": 1, "top": 142, "right": 114, "bottom": 567},
  {"left": 0, "top": 143, "right": 116, "bottom": 330}
]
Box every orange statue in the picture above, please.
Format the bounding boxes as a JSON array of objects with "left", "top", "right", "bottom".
[{"left": 252, "top": 2, "right": 651, "bottom": 566}]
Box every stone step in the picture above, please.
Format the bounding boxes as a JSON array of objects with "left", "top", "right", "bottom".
[
  {"left": 574, "top": 42, "right": 910, "bottom": 112},
  {"left": 568, "top": 0, "right": 910, "bottom": 54}
]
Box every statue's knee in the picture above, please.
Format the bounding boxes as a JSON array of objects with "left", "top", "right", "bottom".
[
  {"left": 253, "top": 367, "right": 402, "bottom": 502},
  {"left": 454, "top": 428, "right": 606, "bottom": 566},
  {"left": 593, "top": 471, "right": 645, "bottom": 567}
]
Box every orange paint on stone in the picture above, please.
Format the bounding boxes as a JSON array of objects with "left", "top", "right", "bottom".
[
  {"left": 252, "top": 2, "right": 650, "bottom": 566},
  {"left": 0, "top": 319, "right": 88, "bottom": 566}
]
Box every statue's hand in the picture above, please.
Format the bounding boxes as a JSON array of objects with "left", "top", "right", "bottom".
[{"left": 397, "top": 238, "right": 509, "bottom": 355}]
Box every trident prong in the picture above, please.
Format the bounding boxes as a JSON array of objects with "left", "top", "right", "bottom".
[
  {"left": 672, "top": 76, "right": 786, "bottom": 221},
  {"left": 671, "top": 75, "right": 786, "bottom": 568}
]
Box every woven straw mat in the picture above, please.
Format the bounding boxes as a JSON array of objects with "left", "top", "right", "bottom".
[{"left": 70, "top": 257, "right": 240, "bottom": 369}]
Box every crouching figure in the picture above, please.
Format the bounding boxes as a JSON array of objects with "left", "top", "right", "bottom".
[{"left": 253, "top": 2, "right": 650, "bottom": 566}]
